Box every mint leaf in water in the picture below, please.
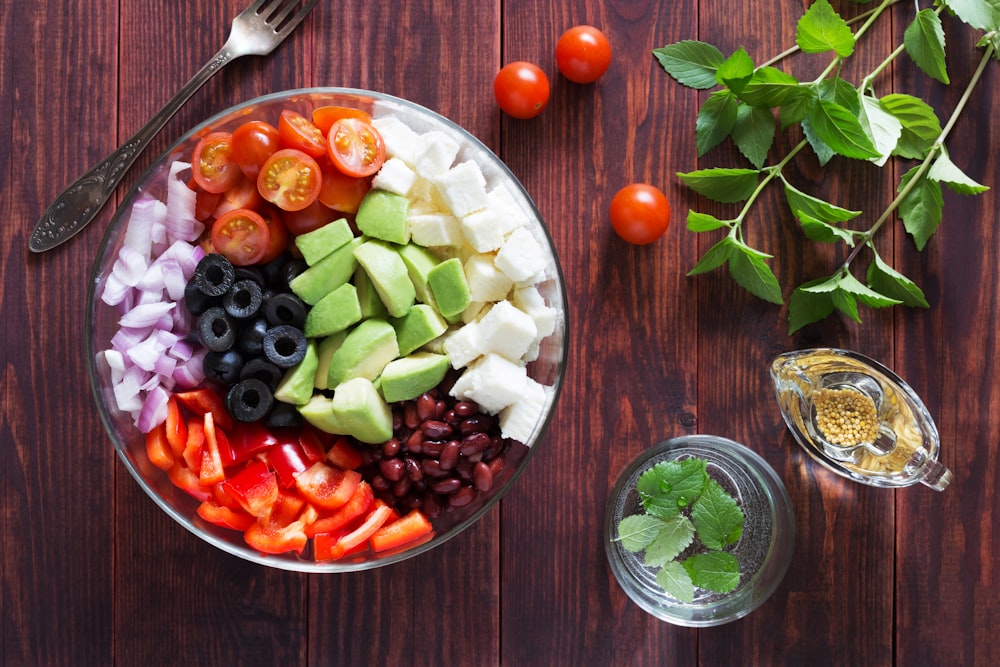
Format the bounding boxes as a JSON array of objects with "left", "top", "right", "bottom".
[
  {"left": 657, "top": 561, "right": 695, "bottom": 603},
  {"left": 636, "top": 458, "right": 708, "bottom": 518},
  {"left": 644, "top": 515, "right": 696, "bottom": 567},
  {"left": 690, "top": 478, "right": 745, "bottom": 550},
  {"left": 617, "top": 514, "right": 668, "bottom": 552},
  {"left": 683, "top": 551, "right": 742, "bottom": 593}
]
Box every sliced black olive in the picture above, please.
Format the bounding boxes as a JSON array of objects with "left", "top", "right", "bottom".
[
  {"left": 193, "top": 254, "right": 235, "bottom": 297},
  {"left": 236, "top": 316, "right": 270, "bottom": 356},
  {"left": 265, "top": 401, "right": 303, "bottom": 429},
  {"left": 223, "top": 279, "right": 264, "bottom": 320},
  {"left": 239, "top": 357, "right": 283, "bottom": 391},
  {"left": 196, "top": 306, "right": 236, "bottom": 352},
  {"left": 225, "top": 378, "right": 274, "bottom": 423},
  {"left": 184, "top": 279, "right": 216, "bottom": 316},
  {"left": 281, "top": 258, "right": 309, "bottom": 289},
  {"left": 234, "top": 266, "right": 266, "bottom": 289},
  {"left": 262, "top": 324, "right": 307, "bottom": 368},
  {"left": 264, "top": 292, "right": 307, "bottom": 329},
  {"left": 261, "top": 253, "right": 292, "bottom": 289},
  {"left": 203, "top": 348, "right": 244, "bottom": 386}
]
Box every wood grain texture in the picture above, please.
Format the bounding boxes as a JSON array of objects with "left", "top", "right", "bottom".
[{"left": 4, "top": 0, "right": 1000, "bottom": 665}]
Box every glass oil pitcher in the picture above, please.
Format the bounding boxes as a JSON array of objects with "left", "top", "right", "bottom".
[{"left": 770, "top": 348, "right": 951, "bottom": 491}]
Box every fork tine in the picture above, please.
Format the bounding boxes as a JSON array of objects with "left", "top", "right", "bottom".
[
  {"left": 270, "top": 0, "right": 320, "bottom": 36},
  {"left": 243, "top": 0, "right": 272, "bottom": 15}
]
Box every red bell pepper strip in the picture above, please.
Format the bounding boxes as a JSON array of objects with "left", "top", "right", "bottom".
[
  {"left": 327, "top": 500, "right": 393, "bottom": 560},
  {"left": 164, "top": 396, "right": 188, "bottom": 458},
  {"left": 145, "top": 422, "right": 175, "bottom": 471},
  {"left": 182, "top": 419, "right": 205, "bottom": 472},
  {"left": 265, "top": 440, "right": 313, "bottom": 489},
  {"left": 199, "top": 412, "right": 225, "bottom": 486},
  {"left": 295, "top": 462, "right": 362, "bottom": 511},
  {"left": 298, "top": 428, "right": 329, "bottom": 464},
  {"left": 168, "top": 463, "right": 212, "bottom": 502},
  {"left": 326, "top": 437, "right": 363, "bottom": 470},
  {"left": 244, "top": 516, "right": 308, "bottom": 555},
  {"left": 173, "top": 388, "right": 232, "bottom": 430},
  {"left": 305, "top": 481, "right": 374, "bottom": 537},
  {"left": 222, "top": 459, "right": 279, "bottom": 518},
  {"left": 221, "top": 421, "right": 279, "bottom": 467},
  {"left": 370, "top": 510, "right": 434, "bottom": 553},
  {"left": 197, "top": 499, "right": 255, "bottom": 531}
]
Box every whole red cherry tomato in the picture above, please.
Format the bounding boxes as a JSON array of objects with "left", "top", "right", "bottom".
[
  {"left": 493, "top": 62, "right": 550, "bottom": 119},
  {"left": 556, "top": 25, "right": 612, "bottom": 84},
  {"left": 609, "top": 184, "right": 671, "bottom": 245}
]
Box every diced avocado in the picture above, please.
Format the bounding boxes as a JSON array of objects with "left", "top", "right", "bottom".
[
  {"left": 327, "top": 318, "right": 400, "bottom": 387},
  {"left": 290, "top": 236, "right": 364, "bottom": 305},
  {"left": 298, "top": 394, "right": 348, "bottom": 435},
  {"left": 294, "top": 218, "right": 354, "bottom": 266},
  {"left": 304, "top": 283, "right": 362, "bottom": 338},
  {"left": 379, "top": 352, "right": 451, "bottom": 403},
  {"left": 314, "top": 330, "right": 347, "bottom": 391},
  {"left": 427, "top": 257, "right": 471, "bottom": 318},
  {"left": 273, "top": 340, "right": 320, "bottom": 406},
  {"left": 354, "top": 264, "right": 388, "bottom": 319},
  {"left": 356, "top": 189, "right": 411, "bottom": 245},
  {"left": 353, "top": 240, "right": 416, "bottom": 318},
  {"left": 391, "top": 304, "right": 448, "bottom": 356},
  {"left": 331, "top": 377, "right": 394, "bottom": 444},
  {"left": 397, "top": 242, "right": 441, "bottom": 304}
]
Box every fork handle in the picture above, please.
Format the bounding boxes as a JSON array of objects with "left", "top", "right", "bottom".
[{"left": 28, "top": 45, "right": 238, "bottom": 253}]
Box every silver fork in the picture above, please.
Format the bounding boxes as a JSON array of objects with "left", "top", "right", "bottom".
[{"left": 29, "top": 0, "right": 320, "bottom": 253}]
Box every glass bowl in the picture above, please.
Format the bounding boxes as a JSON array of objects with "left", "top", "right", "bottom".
[
  {"left": 604, "top": 435, "right": 795, "bottom": 626},
  {"left": 87, "top": 88, "right": 567, "bottom": 571}
]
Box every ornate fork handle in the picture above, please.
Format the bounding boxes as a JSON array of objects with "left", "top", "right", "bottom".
[{"left": 28, "top": 46, "right": 235, "bottom": 253}]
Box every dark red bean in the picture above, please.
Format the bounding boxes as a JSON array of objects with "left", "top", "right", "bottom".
[
  {"left": 371, "top": 474, "right": 391, "bottom": 493},
  {"left": 421, "top": 420, "right": 452, "bottom": 440},
  {"left": 443, "top": 409, "right": 461, "bottom": 425},
  {"left": 460, "top": 432, "right": 490, "bottom": 456},
  {"left": 449, "top": 485, "right": 476, "bottom": 507},
  {"left": 455, "top": 460, "right": 473, "bottom": 481},
  {"left": 432, "top": 478, "right": 462, "bottom": 495},
  {"left": 382, "top": 438, "right": 401, "bottom": 458},
  {"left": 473, "top": 461, "right": 493, "bottom": 491},
  {"left": 487, "top": 455, "right": 505, "bottom": 478},
  {"left": 404, "top": 402, "right": 420, "bottom": 429},
  {"left": 421, "top": 440, "right": 444, "bottom": 457},
  {"left": 440, "top": 440, "right": 460, "bottom": 470},
  {"left": 392, "top": 409, "right": 404, "bottom": 431},
  {"left": 393, "top": 476, "right": 412, "bottom": 498},
  {"left": 417, "top": 393, "right": 437, "bottom": 421},
  {"left": 435, "top": 399, "right": 448, "bottom": 419},
  {"left": 404, "top": 456, "right": 423, "bottom": 481},
  {"left": 423, "top": 494, "right": 442, "bottom": 519},
  {"left": 459, "top": 415, "right": 491, "bottom": 435},
  {"left": 454, "top": 400, "right": 478, "bottom": 417},
  {"left": 380, "top": 457, "right": 405, "bottom": 482},
  {"left": 422, "top": 459, "right": 448, "bottom": 478},
  {"left": 400, "top": 492, "right": 422, "bottom": 510},
  {"left": 406, "top": 430, "right": 424, "bottom": 454}
]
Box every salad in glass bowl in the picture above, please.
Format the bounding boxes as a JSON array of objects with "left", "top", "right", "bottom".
[{"left": 87, "top": 88, "right": 566, "bottom": 571}]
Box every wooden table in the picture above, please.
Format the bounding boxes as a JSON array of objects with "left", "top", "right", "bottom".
[{"left": 5, "top": 0, "right": 997, "bottom": 664}]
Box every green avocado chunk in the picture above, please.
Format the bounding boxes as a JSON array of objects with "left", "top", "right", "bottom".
[
  {"left": 303, "top": 283, "right": 362, "bottom": 338},
  {"left": 326, "top": 318, "right": 400, "bottom": 387},
  {"left": 356, "top": 189, "right": 411, "bottom": 245},
  {"left": 273, "top": 340, "right": 320, "bottom": 406},
  {"left": 427, "top": 257, "right": 471, "bottom": 318},
  {"left": 294, "top": 218, "right": 354, "bottom": 266},
  {"left": 289, "top": 236, "right": 364, "bottom": 305},
  {"left": 353, "top": 240, "right": 416, "bottom": 318},
  {"left": 298, "top": 394, "right": 347, "bottom": 435},
  {"left": 331, "top": 377, "right": 394, "bottom": 444},
  {"left": 391, "top": 304, "right": 448, "bottom": 356},
  {"left": 379, "top": 352, "right": 451, "bottom": 403}
]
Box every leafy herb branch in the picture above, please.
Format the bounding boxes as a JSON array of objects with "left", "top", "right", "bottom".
[{"left": 654, "top": 0, "right": 998, "bottom": 333}]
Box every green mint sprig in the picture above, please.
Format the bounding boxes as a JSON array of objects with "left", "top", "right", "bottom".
[
  {"left": 654, "top": 0, "right": 998, "bottom": 334},
  {"left": 615, "top": 457, "right": 745, "bottom": 602}
]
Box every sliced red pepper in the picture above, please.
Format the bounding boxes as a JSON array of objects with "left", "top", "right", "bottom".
[
  {"left": 182, "top": 418, "right": 205, "bottom": 472},
  {"left": 196, "top": 499, "right": 255, "bottom": 531},
  {"left": 221, "top": 421, "right": 279, "bottom": 466},
  {"left": 222, "top": 459, "right": 280, "bottom": 518},
  {"left": 173, "top": 388, "right": 233, "bottom": 430},
  {"left": 199, "top": 412, "right": 225, "bottom": 486},
  {"left": 295, "top": 462, "right": 361, "bottom": 511},
  {"left": 244, "top": 517, "right": 308, "bottom": 555},
  {"left": 145, "top": 422, "right": 175, "bottom": 471},
  {"left": 164, "top": 396, "right": 188, "bottom": 458},
  {"left": 267, "top": 489, "right": 307, "bottom": 526},
  {"left": 305, "top": 480, "right": 374, "bottom": 537},
  {"left": 212, "top": 480, "right": 244, "bottom": 511},
  {"left": 298, "top": 428, "right": 329, "bottom": 464},
  {"left": 327, "top": 500, "right": 393, "bottom": 560},
  {"left": 326, "top": 436, "right": 363, "bottom": 470},
  {"left": 266, "top": 439, "right": 313, "bottom": 489},
  {"left": 168, "top": 463, "right": 212, "bottom": 502},
  {"left": 370, "top": 510, "right": 434, "bottom": 553}
]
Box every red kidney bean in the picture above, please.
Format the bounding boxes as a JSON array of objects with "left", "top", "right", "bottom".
[
  {"left": 443, "top": 409, "right": 461, "bottom": 425},
  {"left": 380, "top": 457, "right": 404, "bottom": 482},
  {"left": 404, "top": 456, "right": 423, "bottom": 481},
  {"left": 382, "top": 438, "right": 401, "bottom": 458},
  {"left": 432, "top": 478, "right": 461, "bottom": 495},
  {"left": 421, "top": 420, "right": 452, "bottom": 440},
  {"left": 473, "top": 461, "right": 493, "bottom": 491},
  {"left": 455, "top": 460, "right": 473, "bottom": 481},
  {"left": 435, "top": 399, "right": 448, "bottom": 419},
  {"left": 421, "top": 440, "right": 444, "bottom": 457},
  {"left": 460, "top": 432, "right": 490, "bottom": 456},
  {"left": 454, "top": 401, "right": 478, "bottom": 417},
  {"left": 487, "top": 455, "right": 505, "bottom": 478},
  {"left": 393, "top": 476, "right": 412, "bottom": 498},
  {"left": 459, "top": 415, "right": 490, "bottom": 435},
  {"left": 371, "top": 474, "right": 391, "bottom": 493},
  {"left": 423, "top": 493, "right": 442, "bottom": 519},
  {"left": 449, "top": 485, "right": 476, "bottom": 507},
  {"left": 417, "top": 393, "right": 437, "bottom": 421},
  {"left": 406, "top": 429, "right": 424, "bottom": 454},
  {"left": 439, "top": 440, "right": 460, "bottom": 471},
  {"left": 404, "top": 402, "right": 420, "bottom": 429},
  {"left": 422, "top": 459, "right": 447, "bottom": 478}
]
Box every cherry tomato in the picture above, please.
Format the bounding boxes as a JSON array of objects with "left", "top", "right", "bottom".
[
  {"left": 257, "top": 148, "right": 322, "bottom": 212},
  {"left": 187, "top": 178, "right": 222, "bottom": 221},
  {"left": 609, "top": 183, "right": 671, "bottom": 245},
  {"left": 493, "top": 62, "right": 550, "bottom": 119},
  {"left": 191, "top": 132, "right": 242, "bottom": 194},
  {"left": 556, "top": 25, "right": 612, "bottom": 84},
  {"left": 212, "top": 175, "right": 264, "bottom": 219},
  {"left": 327, "top": 118, "right": 386, "bottom": 178},
  {"left": 278, "top": 109, "right": 327, "bottom": 158},
  {"left": 230, "top": 120, "right": 280, "bottom": 178},
  {"left": 318, "top": 163, "right": 370, "bottom": 214},
  {"left": 312, "top": 106, "right": 373, "bottom": 135},
  {"left": 210, "top": 208, "right": 272, "bottom": 266},
  {"left": 258, "top": 206, "right": 290, "bottom": 264},
  {"left": 282, "top": 199, "right": 336, "bottom": 236}
]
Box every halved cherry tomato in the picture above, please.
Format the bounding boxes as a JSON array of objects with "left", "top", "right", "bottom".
[
  {"left": 312, "top": 105, "right": 373, "bottom": 135},
  {"left": 370, "top": 510, "right": 434, "bottom": 553},
  {"left": 258, "top": 149, "right": 322, "bottom": 212},
  {"left": 281, "top": 199, "right": 336, "bottom": 236},
  {"left": 494, "top": 62, "right": 550, "bottom": 119},
  {"left": 258, "top": 206, "right": 290, "bottom": 265},
  {"left": 318, "top": 164, "right": 370, "bottom": 214},
  {"left": 327, "top": 118, "right": 386, "bottom": 178},
  {"left": 145, "top": 423, "right": 175, "bottom": 471},
  {"left": 230, "top": 120, "right": 280, "bottom": 178},
  {"left": 278, "top": 109, "right": 327, "bottom": 158},
  {"left": 210, "top": 208, "right": 271, "bottom": 266},
  {"left": 191, "top": 131, "right": 243, "bottom": 194},
  {"left": 188, "top": 178, "right": 223, "bottom": 221},
  {"left": 212, "top": 175, "right": 264, "bottom": 219},
  {"left": 294, "top": 462, "right": 361, "bottom": 511},
  {"left": 197, "top": 499, "right": 255, "bottom": 531}
]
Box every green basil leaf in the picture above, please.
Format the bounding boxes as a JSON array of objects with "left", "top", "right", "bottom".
[
  {"left": 798, "top": 212, "right": 857, "bottom": 245},
  {"left": 838, "top": 272, "right": 902, "bottom": 308},
  {"left": 904, "top": 9, "right": 950, "bottom": 84},
  {"left": 832, "top": 288, "right": 861, "bottom": 322},
  {"left": 788, "top": 282, "right": 835, "bottom": 334},
  {"left": 732, "top": 103, "right": 775, "bottom": 169},
  {"left": 739, "top": 67, "right": 801, "bottom": 108},
  {"left": 927, "top": 149, "right": 990, "bottom": 195},
  {"left": 677, "top": 167, "right": 760, "bottom": 203},
  {"left": 653, "top": 40, "right": 727, "bottom": 89},
  {"left": 779, "top": 86, "right": 818, "bottom": 128},
  {"left": 859, "top": 94, "right": 902, "bottom": 167},
  {"left": 939, "top": 0, "right": 1000, "bottom": 32},
  {"left": 866, "top": 252, "right": 930, "bottom": 308},
  {"left": 783, "top": 180, "right": 861, "bottom": 223},
  {"left": 716, "top": 47, "right": 755, "bottom": 92},
  {"left": 898, "top": 165, "right": 944, "bottom": 250},
  {"left": 796, "top": 0, "right": 855, "bottom": 57},
  {"left": 817, "top": 76, "right": 861, "bottom": 114},
  {"left": 880, "top": 93, "right": 942, "bottom": 159},
  {"left": 686, "top": 211, "right": 730, "bottom": 233},
  {"left": 688, "top": 236, "right": 735, "bottom": 275},
  {"left": 696, "top": 90, "right": 739, "bottom": 156},
  {"left": 729, "top": 245, "right": 783, "bottom": 304},
  {"left": 807, "top": 99, "right": 881, "bottom": 160},
  {"left": 801, "top": 114, "right": 836, "bottom": 166}
]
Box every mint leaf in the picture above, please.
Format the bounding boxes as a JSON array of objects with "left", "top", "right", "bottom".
[
  {"left": 683, "top": 552, "right": 741, "bottom": 593},
  {"left": 739, "top": 67, "right": 801, "bottom": 108},
  {"left": 788, "top": 281, "right": 836, "bottom": 334},
  {"left": 807, "top": 99, "right": 881, "bottom": 160},
  {"left": 798, "top": 212, "right": 857, "bottom": 246},
  {"left": 716, "top": 47, "right": 755, "bottom": 92},
  {"left": 653, "top": 40, "right": 727, "bottom": 89},
  {"left": 817, "top": 76, "right": 861, "bottom": 113},
  {"left": 616, "top": 514, "right": 668, "bottom": 552},
  {"left": 677, "top": 167, "right": 760, "bottom": 203},
  {"left": 688, "top": 236, "right": 736, "bottom": 275},
  {"left": 657, "top": 561, "right": 695, "bottom": 603},
  {"left": 696, "top": 90, "right": 739, "bottom": 156},
  {"left": 783, "top": 180, "right": 861, "bottom": 223},
  {"left": 904, "top": 9, "right": 950, "bottom": 84},
  {"left": 796, "top": 0, "right": 855, "bottom": 57},
  {"left": 859, "top": 94, "right": 902, "bottom": 167},
  {"left": 898, "top": 166, "right": 943, "bottom": 250},
  {"left": 838, "top": 272, "right": 902, "bottom": 309},
  {"left": 644, "top": 515, "right": 696, "bottom": 567},
  {"left": 732, "top": 103, "right": 775, "bottom": 168},
  {"left": 729, "top": 244, "right": 784, "bottom": 304},
  {"left": 880, "top": 93, "right": 942, "bottom": 159},
  {"left": 832, "top": 287, "right": 861, "bottom": 322},
  {"left": 940, "top": 0, "right": 1000, "bottom": 32},
  {"left": 927, "top": 149, "right": 990, "bottom": 195},
  {"left": 690, "top": 478, "right": 745, "bottom": 550},
  {"left": 779, "top": 86, "right": 818, "bottom": 128},
  {"left": 637, "top": 459, "right": 708, "bottom": 519},
  {"left": 686, "top": 211, "right": 730, "bottom": 233},
  {"left": 866, "top": 252, "right": 930, "bottom": 308}
]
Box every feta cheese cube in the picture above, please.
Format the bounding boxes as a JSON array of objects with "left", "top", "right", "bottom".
[
  {"left": 465, "top": 254, "right": 514, "bottom": 302},
  {"left": 442, "top": 321, "right": 482, "bottom": 368},
  {"left": 413, "top": 130, "right": 461, "bottom": 178},
  {"left": 371, "top": 116, "right": 421, "bottom": 165},
  {"left": 450, "top": 353, "right": 528, "bottom": 414},
  {"left": 372, "top": 157, "right": 418, "bottom": 196},
  {"left": 477, "top": 300, "right": 537, "bottom": 362},
  {"left": 435, "top": 161, "right": 488, "bottom": 218},
  {"left": 494, "top": 227, "right": 550, "bottom": 283},
  {"left": 512, "top": 285, "right": 556, "bottom": 338},
  {"left": 460, "top": 300, "right": 489, "bottom": 324},
  {"left": 460, "top": 207, "right": 506, "bottom": 253},
  {"left": 499, "top": 377, "right": 551, "bottom": 442},
  {"left": 408, "top": 212, "right": 464, "bottom": 247},
  {"left": 485, "top": 184, "right": 530, "bottom": 237}
]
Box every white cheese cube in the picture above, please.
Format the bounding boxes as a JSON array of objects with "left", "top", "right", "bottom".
[
  {"left": 465, "top": 254, "right": 514, "bottom": 302},
  {"left": 372, "top": 116, "right": 421, "bottom": 165},
  {"left": 442, "top": 321, "right": 483, "bottom": 369},
  {"left": 435, "top": 161, "right": 488, "bottom": 218},
  {"left": 414, "top": 130, "right": 461, "bottom": 178},
  {"left": 494, "top": 227, "right": 550, "bottom": 283},
  {"left": 450, "top": 353, "right": 528, "bottom": 414},
  {"left": 485, "top": 184, "right": 530, "bottom": 237},
  {"left": 408, "top": 212, "right": 464, "bottom": 247},
  {"left": 460, "top": 300, "right": 489, "bottom": 324},
  {"left": 499, "top": 378, "right": 551, "bottom": 442},
  {"left": 477, "top": 300, "right": 537, "bottom": 362},
  {"left": 512, "top": 285, "right": 556, "bottom": 338},
  {"left": 460, "top": 207, "right": 507, "bottom": 253},
  {"left": 372, "top": 157, "right": 418, "bottom": 196}
]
